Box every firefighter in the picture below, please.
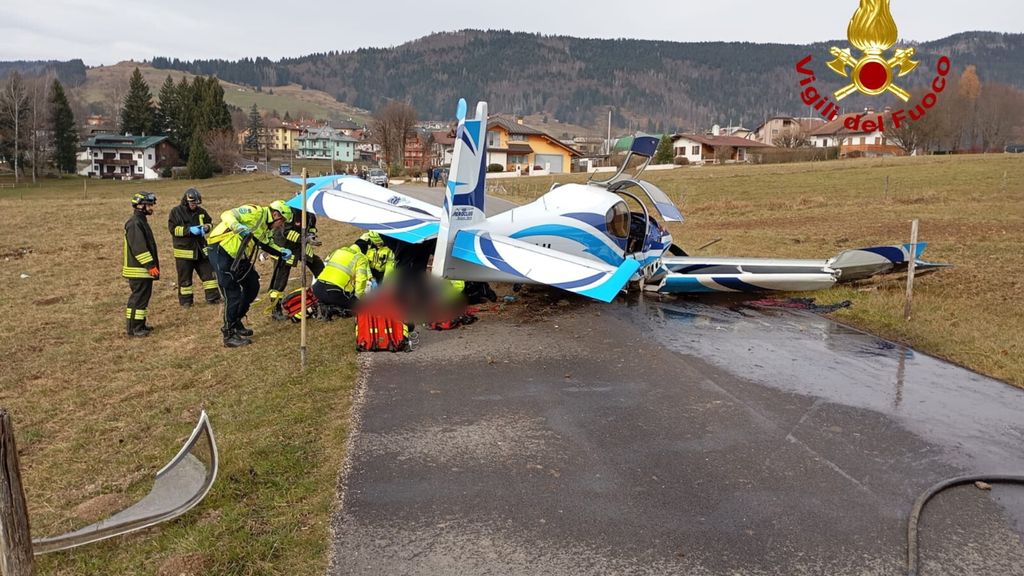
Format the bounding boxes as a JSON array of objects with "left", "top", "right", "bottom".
[
  {"left": 123, "top": 192, "right": 160, "bottom": 337},
  {"left": 355, "top": 231, "right": 396, "bottom": 284},
  {"left": 268, "top": 212, "right": 325, "bottom": 320},
  {"left": 311, "top": 242, "right": 371, "bottom": 314},
  {"left": 207, "top": 200, "right": 293, "bottom": 347},
  {"left": 168, "top": 188, "right": 219, "bottom": 307}
]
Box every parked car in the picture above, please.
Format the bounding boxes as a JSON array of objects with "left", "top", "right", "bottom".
[
  {"left": 279, "top": 163, "right": 292, "bottom": 176},
  {"left": 242, "top": 162, "right": 258, "bottom": 173},
  {"left": 367, "top": 168, "right": 389, "bottom": 188}
]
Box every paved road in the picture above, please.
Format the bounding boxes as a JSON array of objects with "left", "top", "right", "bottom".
[{"left": 328, "top": 296, "right": 1024, "bottom": 575}]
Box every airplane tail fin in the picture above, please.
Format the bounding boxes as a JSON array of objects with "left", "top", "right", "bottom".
[{"left": 433, "top": 98, "right": 489, "bottom": 278}]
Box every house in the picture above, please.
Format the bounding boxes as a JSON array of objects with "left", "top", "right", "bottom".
[
  {"left": 79, "top": 134, "right": 179, "bottom": 180},
  {"left": 330, "top": 119, "right": 362, "bottom": 137},
  {"left": 403, "top": 131, "right": 430, "bottom": 170},
  {"left": 750, "top": 116, "right": 826, "bottom": 146},
  {"left": 430, "top": 128, "right": 456, "bottom": 167},
  {"left": 265, "top": 118, "right": 303, "bottom": 151},
  {"left": 296, "top": 126, "right": 357, "bottom": 161},
  {"left": 486, "top": 115, "right": 582, "bottom": 174},
  {"left": 809, "top": 111, "right": 904, "bottom": 157},
  {"left": 671, "top": 133, "right": 773, "bottom": 164}
]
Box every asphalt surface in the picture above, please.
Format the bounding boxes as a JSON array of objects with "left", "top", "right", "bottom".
[
  {"left": 327, "top": 295, "right": 1024, "bottom": 575},
  {"left": 394, "top": 182, "right": 519, "bottom": 216}
]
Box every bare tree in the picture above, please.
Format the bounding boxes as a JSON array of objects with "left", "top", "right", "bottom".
[
  {"left": 205, "top": 129, "right": 241, "bottom": 172},
  {"left": 976, "top": 83, "right": 1024, "bottom": 152},
  {"left": 1, "top": 71, "right": 31, "bottom": 183},
  {"left": 28, "top": 75, "right": 53, "bottom": 183},
  {"left": 372, "top": 101, "right": 417, "bottom": 169},
  {"left": 772, "top": 127, "right": 809, "bottom": 148}
]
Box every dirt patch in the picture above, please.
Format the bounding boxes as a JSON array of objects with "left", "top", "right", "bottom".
[
  {"left": 1, "top": 246, "right": 32, "bottom": 260},
  {"left": 157, "top": 553, "right": 208, "bottom": 576},
  {"left": 33, "top": 296, "right": 62, "bottom": 306},
  {"left": 72, "top": 493, "right": 133, "bottom": 523}
]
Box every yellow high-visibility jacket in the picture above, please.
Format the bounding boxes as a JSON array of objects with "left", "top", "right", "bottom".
[
  {"left": 207, "top": 204, "right": 286, "bottom": 259},
  {"left": 318, "top": 245, "right": 371, "bottom": 297}
]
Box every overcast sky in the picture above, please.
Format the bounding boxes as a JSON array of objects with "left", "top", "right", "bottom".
[{"left": 2, "top": 0, "right": 1022, "bottom": 65}]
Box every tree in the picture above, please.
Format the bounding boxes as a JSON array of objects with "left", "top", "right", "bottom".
[
  {"left": 120, "top": 67, "right": 156, "bottom": 135},
  {"left": 245, "top": 103, "right": 263, "bottom": 152},
  {"left": 773, "top": 128, "right": 809, "bottom": 148},
  {"left": 0, "top": 71, "right": 30, "bottom": 183},
  {"left": 174, "top": 77, "right": 195, "bottom": 158},
  {"left": 155, "top": 75, "right": 179, "bottom": 142},
  {"left": 372, "top": 101, "right": 417, "bottom": 168},
  {"left": 27, "top": 75, "right": 50, "bottom": 183},
  {"left": 653, "top": 134, "right": 674, "bottom": 164},
  {"left": 959, "top": 65, "right": 982, "bottom": 150},
  {"left": 50, "top": 79, "right": 78, "bottom": 174},
  {"left": 283, "top": 110, "right": 293, "bottom": 123},
  {"left": 187, "top": 132, "right": 214, "bottom": 179},
  {"left": 204, "top": 129, "right": 240, "bottom": 172}
]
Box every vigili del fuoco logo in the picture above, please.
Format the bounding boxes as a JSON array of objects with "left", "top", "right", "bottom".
[{"left": 794, "top": 0, "right": 952, "bottom": 132}]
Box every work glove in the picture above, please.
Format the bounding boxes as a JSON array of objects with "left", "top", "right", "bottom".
[
  {"left": 147, "top": 266, "right": 160, "bottom": 279},
  {"left": 189, "top": 225, "right": 205, "bottom": 236},
  {"left": 280, "top": 248, "right": 293, "bottom": 262},
  {"left": 234, "top": 224, "right": 251, "bottom": 237}
]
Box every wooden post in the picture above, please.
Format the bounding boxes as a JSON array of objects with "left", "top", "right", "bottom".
[
  {"left": 904, "top": 219, "right": 919, "bottom": 321},
  {"left": 884, "top": 175, "right": 890, "bottom": 202},
  {"left": 300, "top": 169, "right": 308, "bottom": 372},
  {"left": 0, "top": 409, "right": 35, "bottom": 576}
]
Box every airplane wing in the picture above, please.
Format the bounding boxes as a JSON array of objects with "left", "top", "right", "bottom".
[
  {"left": 286, "top": 177, "right": 441, "bottom": 244},
  {"left": 451, "top": 229, "right": 641, "bottom": 303}
]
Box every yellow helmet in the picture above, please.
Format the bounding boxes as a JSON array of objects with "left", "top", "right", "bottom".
[
  {"left": 269, "top": 200, "right": 293, "bottom": 222},
  {"left": 362, "top": 231, "right": 384, "bottom": 246}
]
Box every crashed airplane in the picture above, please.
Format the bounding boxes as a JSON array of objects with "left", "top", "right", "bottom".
[{"left": 287, "top": 98, "right": 945, "bottom": 302}]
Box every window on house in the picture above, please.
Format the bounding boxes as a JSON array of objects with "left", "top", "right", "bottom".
[
  {"left": 875, "top": 137, "right": 882, "bottom": 145},
  {"left": 486, "top": 131, "right": 501, "bottom": 147},
  {"left": 859, "top": 137, "right": 866, "bottom": 145},
  {"left": 509, "top": 133, "right": 527, "bottom": 142},
  {"left": 148, "top": 153, "right": 153, "bottom": 160},
  {"left": 691, "top": 145, "right": 700, "bottom": 156}
]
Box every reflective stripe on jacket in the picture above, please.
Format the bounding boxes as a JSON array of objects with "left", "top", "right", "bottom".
[
  {"left": 168, "top": 201, "right": 212, "bottom": 260},
  {"left": 207, "top": 204, "right": 285, "bottom": 259},
  {"left": 317, "top": 245, "right": 370, "bottom": 297},
  {"left": 123, "top": 211, "right": 159, "bottom": 279}
]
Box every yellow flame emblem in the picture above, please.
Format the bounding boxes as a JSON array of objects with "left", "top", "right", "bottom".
[{"left": 828, "top": 0, "right": 919, "bottom": 101}]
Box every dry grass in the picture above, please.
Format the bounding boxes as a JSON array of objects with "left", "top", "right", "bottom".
[
  {"left": 0, "top": 174, "right": 362, "bottom": 574},
  {"left": 495, "top": 155, "right": 1024, "bottom": 387}
]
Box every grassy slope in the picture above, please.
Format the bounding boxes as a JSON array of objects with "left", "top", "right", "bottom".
[
  {"left": 0, "top": 174, "right": 362, "bottom": 575},
  {"left": 78, "top": 62, "right": 371, "bottom": 123},
  {"left": 495, "top": 154, "right": 1024, "bottom": 387}
]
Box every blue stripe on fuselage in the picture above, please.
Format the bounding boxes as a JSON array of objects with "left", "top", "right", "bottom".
[{"left": 510, "top": 224, "right": 624, "bottom": 265}]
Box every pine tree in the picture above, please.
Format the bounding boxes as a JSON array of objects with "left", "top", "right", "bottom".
[
  {"left": 283, "top": 110, "right": 292, "bottom": 123},
  {"left": 155, "top": 75, "right": 178, "bottom": 140},
  {"left": 175, "top": 76, "right": 195, "bottom": 158},
  {"left": 187, "top": 132, "right": 214, "bottom": 179},
  {"left": 49, "top": 79, "right": 78, "bottom": 174},
  {"left": 654, "top": 134, "right": 674, "bottom": 164},
  {"left": 245, "top": 103, "right": 263, "bottom": 151},
  {"left": 120, "top": 67, "right": 156, "bottom": 135}
]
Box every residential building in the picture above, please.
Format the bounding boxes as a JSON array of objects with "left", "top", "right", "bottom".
[
  {"left": 486, "top": 115, "right": 581, "bottom": 173},
  {"left": 671, "top": 133, "right": 773, "bottom": 164},
  {"left": 750, "top": 116, "right": 826, "bottom": 146},
  {"left": 403, "top": 131, "right": 430, "bottom": 170},
  {"left": 265, "top": 118, "right": 303, "bottom": 151},
  {"left": 79, "top": 134, "right": 179, "bottom": 180},
  {"left": 809, "top": 111, "right": 904, "bottom": 157},
  {"left": 430, "top": 128, "right": 456, "bottom": 167},
  {"left": 296, "top": 126, "right": 357, "bottom": 161}
]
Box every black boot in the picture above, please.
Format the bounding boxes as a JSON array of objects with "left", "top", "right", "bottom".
[
  {"left": 271, "top": 302, "right": 287, "bottom": 321},
  {"left": 222, "top": 326, "right": 251, "bottom": 348},
  {"left": 138, "top": 322, "right": 154, "bottom": 334},
  {"left": 127, "top": 319, "right": 148, "bottom": 337},
  {"left": 233, "top": 320, "right": 254, "bottom": 337}
]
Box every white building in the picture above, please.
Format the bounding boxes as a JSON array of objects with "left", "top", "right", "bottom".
[{"left": 79, "top": 135, "right": 178, "bottom": 180}]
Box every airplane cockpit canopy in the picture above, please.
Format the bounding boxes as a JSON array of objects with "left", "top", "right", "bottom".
[{"left": 606, "top": 201, "right": 630, "bottom": 238}]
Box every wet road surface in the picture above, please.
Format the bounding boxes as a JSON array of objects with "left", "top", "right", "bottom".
[{"left": 328, "top": 297, "right": 1024, "bottom": 575}]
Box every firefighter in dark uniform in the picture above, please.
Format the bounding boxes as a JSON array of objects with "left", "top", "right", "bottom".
[
  {"left": 168, "top": 188, "right": 220, "bottom": 307},
  {"left": 123, "top": 192, "right": 160, "bottom": 337},
  {"left": 268, "top": 212, "right": 325, "bottom": 320}
]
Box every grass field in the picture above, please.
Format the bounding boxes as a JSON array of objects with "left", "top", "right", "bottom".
[
  {"left": 0, "top": 153, "right": 1021, "bottom": 574},
  {"left": 0, "top": 174, "right": 363, "bottom": 575}
]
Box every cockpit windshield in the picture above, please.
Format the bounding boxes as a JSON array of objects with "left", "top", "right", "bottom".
[{"left": 606, "top": 201, "right": 630, "bottom": 238}]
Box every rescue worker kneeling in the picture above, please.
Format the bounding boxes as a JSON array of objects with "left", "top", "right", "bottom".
[
  {"left": 356, "top": 231, "right": 396, "bottom": 284},
  {"left": 312, "top": 243, "right": 371, "bottom": 316}
]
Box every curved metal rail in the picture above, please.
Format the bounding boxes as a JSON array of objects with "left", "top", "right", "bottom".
[{"left": 31, "top": 411, "right": 218, "bottom": 555}]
